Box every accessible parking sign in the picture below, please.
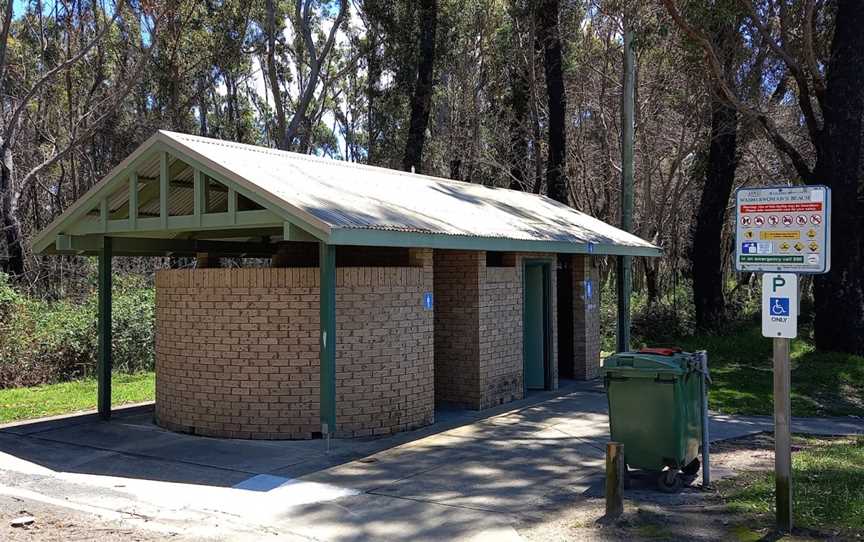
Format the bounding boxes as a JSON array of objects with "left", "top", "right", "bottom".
[
  {"left": 735, "top": 185, "right": 831, "bottom": 274},
  {"left": 762, "top": 273, "right": 797, "bottom": 339}
]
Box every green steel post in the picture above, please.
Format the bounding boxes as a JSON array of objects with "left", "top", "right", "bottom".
[
  {"left": 319, "top": 243, "right": 336, "bottom": 434},
  {"left": 98, "top": 236, "right": 113, "bottom": 419},
  {"left": 617, "top": 19, "right": 635, "bottom": 353}
]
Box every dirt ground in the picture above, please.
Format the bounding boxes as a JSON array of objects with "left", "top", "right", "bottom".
[
  {"left": 0, "top": 494, "right": 182, "bottom": 542},
  {"left": 517, "top": 433, "right": 857, "bottom": 542}
]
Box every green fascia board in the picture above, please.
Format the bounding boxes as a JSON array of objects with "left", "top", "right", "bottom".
[
  {"left": 32, "top": 135, "right": 329, "bottom": 254},
  {"left": 328, "top": 228, "right": 662, "bottom": 257}
]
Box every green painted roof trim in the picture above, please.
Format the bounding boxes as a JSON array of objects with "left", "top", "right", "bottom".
[{"left": 328, "top": 228, "right": 662, "bottom": 257}]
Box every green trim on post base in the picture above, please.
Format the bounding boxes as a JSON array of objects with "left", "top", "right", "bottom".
[
  {"left": 97, "top": 236, "right": 113, "bottom": 420},
  {"left": 319, "top": 243, "right": 337, "bottom": 435}
]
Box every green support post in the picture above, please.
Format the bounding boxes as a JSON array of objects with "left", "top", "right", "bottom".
[
  {"left": 617, "top": 18, "right": 636, "bottom": 353},
  {"left": 319, "top": 242, "right": 336, "bottom": 435},
  {"left": 97, "top": 236, "right": 113, "bottom": 419}
]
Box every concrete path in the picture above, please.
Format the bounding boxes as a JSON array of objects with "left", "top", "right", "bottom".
[{"left": 1, "top": 382, "right": 862, "bottom": 541}]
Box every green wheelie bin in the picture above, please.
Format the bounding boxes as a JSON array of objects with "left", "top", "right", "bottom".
[{"left": 602, "top": 348, "right": 705, "bottom": 492}]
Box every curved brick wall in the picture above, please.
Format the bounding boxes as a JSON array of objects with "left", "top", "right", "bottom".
[{"left": 155, "top": 256, "right": 433, "bottom": 439}]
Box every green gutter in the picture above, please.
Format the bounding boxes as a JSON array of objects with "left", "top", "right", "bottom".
[{"left": 328, "top": 229, "right": 661, "bottom": 257}]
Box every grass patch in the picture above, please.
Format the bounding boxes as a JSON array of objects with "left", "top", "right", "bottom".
[
  {"left": 720, "top": 435, "right": 864, "bottom": 534},
  {"left": 0, "top": 372, "right": 154, "bottom": 423},
  {"left": 669, "top": 322, "right": 864, "bottom": 417}
]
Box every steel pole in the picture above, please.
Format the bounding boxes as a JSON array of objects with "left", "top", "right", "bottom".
[{"left": 97, "top": 236, "right": 113, "bottom": 420}]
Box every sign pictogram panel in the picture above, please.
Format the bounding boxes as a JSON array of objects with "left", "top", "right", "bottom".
[{"left": 735, "top": 186, "right": 831, "bottom": 274}]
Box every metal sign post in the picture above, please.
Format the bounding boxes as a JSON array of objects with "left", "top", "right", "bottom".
[{"left": 736, "top": 186, "right": 830, "bottom": 533}]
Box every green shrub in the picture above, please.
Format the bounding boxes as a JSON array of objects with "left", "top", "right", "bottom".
[
  {"left": 599, "top": 278, "right": 761, "bottom": 352},
  {"left": 0, "top": 272, "right": 154, "bottom": 389}
]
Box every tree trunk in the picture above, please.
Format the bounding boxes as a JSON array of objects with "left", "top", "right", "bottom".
[
  {"left": 813, "top": 0, "right": 864, "bottom": 354},
  {"left": 0, "top": 146, "right": 24, "bottom": 276},
  {"left": 692, "top": 95, "right": 738, "bottom": 328},
  {"left": 536, "top": 0, "right": 568, "bottom": 204},
  {"left": 402, "top": 0, "right": 437, "bottom": 173},
  {"left": 265, "top": 0, "right": 286, "bottom": 147},
  {"left": 366, "top": 29, "right": 381, "bottom": 165},
  {"left": 508, "top": 38, "right": 529, "bottom": 191}
]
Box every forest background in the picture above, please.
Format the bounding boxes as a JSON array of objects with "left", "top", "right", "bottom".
[{"left": 1, "top": 0, "right": 863, "bottom": 389}]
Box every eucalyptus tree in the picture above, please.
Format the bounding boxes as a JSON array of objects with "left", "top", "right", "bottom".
[
  {"left": 664, "top": 0, "right": 864, "bottom": 354},
  {"left": 0, "top": 0, "right": 161, "bottom": 277},
  {"left": 261, "top": 0, "right": 348, "bottom": 152}
]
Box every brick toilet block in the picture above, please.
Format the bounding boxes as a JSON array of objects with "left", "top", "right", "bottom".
[{"left": 154, "top": 263, "right": 434, "bottom": 440}]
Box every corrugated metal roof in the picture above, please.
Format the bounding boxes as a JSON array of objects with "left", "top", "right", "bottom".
[
  {"left": 33, "top": 130, "right": 660, "bottom": 256},
  {"left": 161, "top": 131, "right": 658, "bottom": 253}
]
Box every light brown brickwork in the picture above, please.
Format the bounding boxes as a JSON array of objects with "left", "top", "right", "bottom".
[
  {"left": 570, "top": 254, "right": 602, "bottom": 380},
  {"left": 433, "top": 251, "right": 481, "bottom": 407},
  {"left": 155, "top": 249, "right": 434, "bottom": 440},
  {"left": 434, "top": 250, "right": 558, "bottom": 410},
  {"left": 335, "top": 248, "right": 435, "bottom": 437}
]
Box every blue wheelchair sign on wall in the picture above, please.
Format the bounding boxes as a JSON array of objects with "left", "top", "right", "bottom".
[
  {"left": 769, "top": 297, "right": 790, "bottom": 316},
  {"left": 423, "top": 292, "right": 434, "bottom": 310}
]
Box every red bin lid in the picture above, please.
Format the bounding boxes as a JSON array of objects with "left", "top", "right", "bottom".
[{"left": 638, "top": 347, "right": 683, "bottom": 356}]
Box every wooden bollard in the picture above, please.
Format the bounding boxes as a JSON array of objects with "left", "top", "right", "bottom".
[{"left": 605, "top": 442, "right": 624, "bottom": 518}]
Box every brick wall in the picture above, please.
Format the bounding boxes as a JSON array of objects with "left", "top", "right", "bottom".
[
  {"left": 433, "top": 250, "right": 481, "bottom": 407},
  {"left": 434, "top": 250, "right": 558, "bottom": 410},
  {"left": 155, "top": 250, "right": 433, "bottom": 439},
  {"left": 336, "top": 249, "right": 435, "bottom": 437},
  {"left": 479, "top": 264, "right": 523, "bottom": 408},
  {"left": 570, "top": 254, "right": 601, "bottom": 380}
]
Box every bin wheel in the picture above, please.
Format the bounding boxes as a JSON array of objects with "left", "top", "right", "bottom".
[
  {"left": 657, "top": 469, "right": 683, "bottom": 493},
  {"left": 682, "top": 458, "right": 700, "bottom": 476}
]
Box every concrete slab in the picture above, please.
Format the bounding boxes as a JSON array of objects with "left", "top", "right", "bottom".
[{"left": 274, "top": 492, "right": 523, "bottom": 542}]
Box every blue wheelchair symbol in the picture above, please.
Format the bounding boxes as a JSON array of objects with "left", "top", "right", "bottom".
[{"left": 770, "top": 297, "right": 789, "bottom": 316}]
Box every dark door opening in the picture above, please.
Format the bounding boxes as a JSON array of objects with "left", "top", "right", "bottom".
[{"left": 524, "top": 261, "right": 552, "bottom": 391}]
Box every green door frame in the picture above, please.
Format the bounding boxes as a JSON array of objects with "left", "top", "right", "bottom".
[{"left": 522, "top": 258, "right": 554, "bottom": 393}]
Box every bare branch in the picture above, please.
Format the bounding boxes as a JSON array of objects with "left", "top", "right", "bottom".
[
  {"left": 4, "top": 7, "right": 121, "bottom": 147},
  {"left": 737, "top": 0, "right": 822, "bottom": 141},
  {"left": 803, "top": 0, "right": 826, "bottom": 98},
  {"left": 283, "top": 0, "right": 348, "bottom": 148},
  {"left": 661, "top": 0, "right": 815, "bottom": 182},
  {"left": 17, "top": 8, "right": 161, "bottom": 189}
]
